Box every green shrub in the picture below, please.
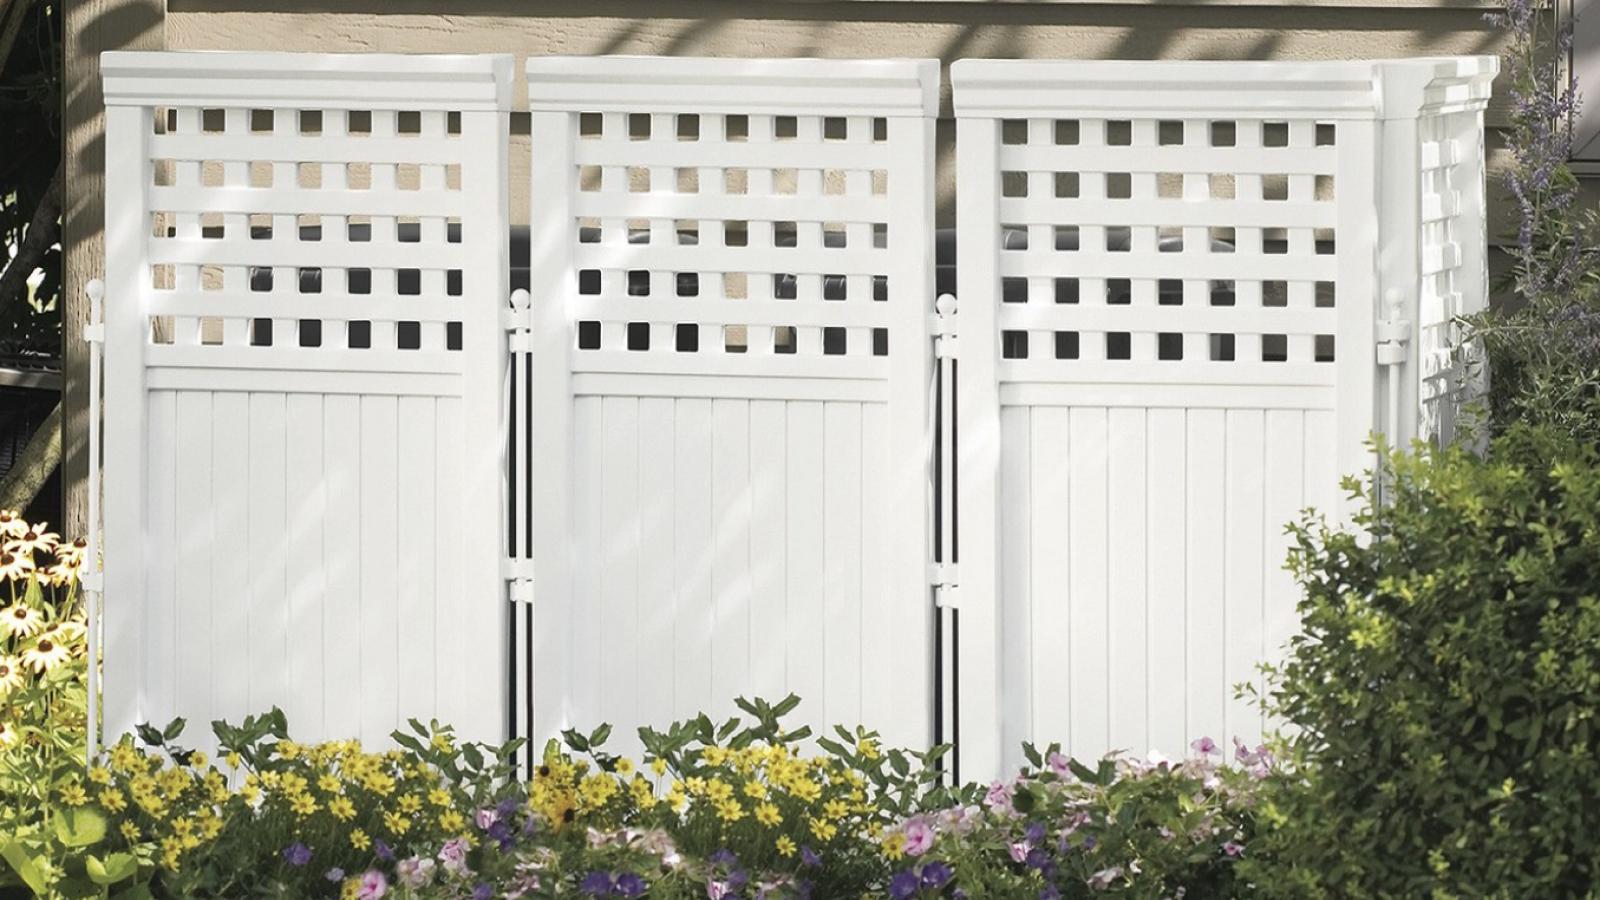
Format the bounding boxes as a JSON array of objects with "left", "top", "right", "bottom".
[{"left": 1248, "top": 426, "right": 1600, "bottom": 898}]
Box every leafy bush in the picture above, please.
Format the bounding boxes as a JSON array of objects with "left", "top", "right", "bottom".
[{"left": 1248, "top": 426, "right": 1600, "bottom": 898}]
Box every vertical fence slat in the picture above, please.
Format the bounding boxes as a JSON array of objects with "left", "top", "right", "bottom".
[
  {"left": 710, "top": 399, "right": 753, "bottom": 725},
  {"left": 1106, "top": 407, "right": 1148, "bottom": 754},
  {"left": 673, "top": 398, "right": 715, "bottom": 721}
]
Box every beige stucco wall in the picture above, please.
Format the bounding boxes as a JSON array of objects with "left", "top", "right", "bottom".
[{"left": 167, "top": 0, "right": 1531, "bottom": 238}]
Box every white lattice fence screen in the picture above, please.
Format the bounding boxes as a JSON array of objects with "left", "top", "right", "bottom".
[
  {"left": 1415, "top": 98, "right": 1492, "bottom": 447},
  {"left": 100, "top": 52, "right": 513, "bottom": 749},
  {"left": 521, "top": 57, "right": 939, "bottom": 757},
  {"left": 953, "top": 58, "right": 1496, "bottom": 782}
]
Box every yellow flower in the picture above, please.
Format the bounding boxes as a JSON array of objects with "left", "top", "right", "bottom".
[
  {"left": 398, "top": 794, "right": 423, "bottom": 814},
  {"left": 383, "top": 811, "right": 411, "bottom": 836},
  {"left": 825, "top": 799, "right": 850, "bottom": 821},
  {"left": 318, "top": 774, "right": 342, "bottom": 794},
  {"left": 429, "top": 788, "right": 452, "bottom": 808},
  {"left": 342, "top": 880, "right": 360, "bottom": 900},
  {"left": 776, "top": 836, "right": 797, "bottom": 857},
  {"left": 615, "top": 757, "right": 634, "bottom": 775},
  {"left": 700, "top": 746, "right": 729, "bottom": 767},
  {"left": 430, "top": 732, "right": 456, "bottom": 755},
  {"left": 650, "top": 758, "right": 668, "bottom": 776},
  {"left": 882, "top": 831, "right": 907, "bottom": 861},
  {"left": 189, "top": 751, "right": 208, "bottom": 768},
  {"left": 59, "top": 784, "right": 89, "bottom": 806},
  {"left": 329, "top": 796, "right": 356, "bottom": 821},
  {"left": 88, "top": 767, "right": 112, "bottom": 786},
  {"left": 714, "top": 799, "right": 745, "bottom": 823},
  {"left": 349, "top": 829, "right": 371, "bottom": 851},
  {"left": 809, "top": 817, "right": 838, "bottom": 842},
  {"left": 439, "top": 810, "right": 466, "bottom": 833},
  {"left": 99, "top": 788, "right": 128, "bottom": 813},
  {"left": 755, "top": 802, "right": 782, "bottom": 827},
  {"left": 289, "top": 792, "right": 318, "bottom": 816},
  {"left": 275, "top": 740, "right": 302, "bottom": 761},
  {"left": 857, "top": 738, "right": 880, "bottom": 760},
  {"left": 119, "top": 821, "right": 141, "bottom": 842},
  {"left": 743, "top": 780, "right": 767, "bottom": 801},
  {"left": 226, "top": 752, "right": 242, "bottom": 770}
]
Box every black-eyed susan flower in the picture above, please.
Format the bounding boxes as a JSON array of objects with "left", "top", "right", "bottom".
[
  {"left": 0, "top": 655, "right": 22, "bottom": 694},
  {"left": 21, "top": 635, "right": 70, "bottom": 673},
  {"left": 2, "top": 603, "right": 41, "bottom": 639},
  {"left": 5, "top": 524, "right": 59, "bottom": 556}
]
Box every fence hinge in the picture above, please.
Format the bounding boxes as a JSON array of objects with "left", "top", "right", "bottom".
[
  {"left": 505, "top": 289, "right": 533, "bottom": 353},
  {"left": 930, "top": 562, "right": 959, "bottom": 610},
  {"left": 932, "top": 294, "right": 958, "bottom": 360},
  {"left": 1375, "top": 288, "right": 1411, "bottom": 367},
  {"left": 502, "top": 558, "right": 534, "bottom": 604}
]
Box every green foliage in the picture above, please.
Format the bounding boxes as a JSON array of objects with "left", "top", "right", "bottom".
[{"left": 1248, "top": 426, "right": 1600, "bottom": 898}]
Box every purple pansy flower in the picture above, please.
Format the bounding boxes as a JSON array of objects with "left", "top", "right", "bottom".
[
  {"left": 800, "top": 846, "right": 821, "bottom": 868},
  {"left": 580, "top": 872, "right": 615, "bottom": 896},
  {"left": 615, "top": 873, "right": 647, "bottom": 897},
  {"left": 282, "top": 842, "right": 312, "bottom": 867},
  {"left": 920, "top": 861, "right": 954, "bottom": 888},
  {"left": 888, "top": 870, "right": 920, "bottom": 900}
]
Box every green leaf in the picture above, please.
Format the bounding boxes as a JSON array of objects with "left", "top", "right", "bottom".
[
  {"left": 772, "top": 694, "right": 802, "bottom": 717},
  {"left": 53, "top": 808, "right": 109, "bottom": 849},
  {"left": 0, "top": 839, "right": 48, "bottom": 894},
  {"left": 133, "top": 723, "right": 164, "bottom": 748},
  {"left": 87, "top": 852, "right": 138, "bottom": 886},
  {"left": 561, "top": 728, "right": 590, "bottom": 752},
  {"left": 589, "top": 723, "right": 613, "bottom": 748},
  {"left": 161, "top": 717, "right": 187, "bottom": 741}
]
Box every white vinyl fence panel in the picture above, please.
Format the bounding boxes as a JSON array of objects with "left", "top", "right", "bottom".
[
  {"left": 520, "top": 57, "right": 940, "bottom": 758},
  {"left": 100, "top": 52, "right": 513, "bottom": 749},
  {"left": 952, "top": 58, "right": 1497, "bottom": 781}
]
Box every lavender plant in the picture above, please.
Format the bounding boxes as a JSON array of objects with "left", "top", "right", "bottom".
[
  {"left": 1466, "top": 0, "right": 1600, "bottom": 442},
  {"left": 1489, "top": 0, "right": 1599, "bottom": 301}
]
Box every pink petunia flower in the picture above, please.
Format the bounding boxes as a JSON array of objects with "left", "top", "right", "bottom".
[
  {"left": 902, "top": 817, "right": 935, "bottom": 857},
  {"left": 439, "top": 838, "right": 470, "bottom": 875},
  {"left": 356, "top": 870, "right": 387, "bottom": 899}
]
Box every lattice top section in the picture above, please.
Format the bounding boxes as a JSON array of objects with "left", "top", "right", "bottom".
[
  {"left": 528, "top": 58, "right": 937, "bottom": 378},
  {"left": 1417, "top": 106, "right": 1489, "bottom": 445},
  {"left": 981, "top": 114, "right": 1341, "bottom": 385},
  {"left": 103, "top": 53, "right": 511, "bottom": 377}
]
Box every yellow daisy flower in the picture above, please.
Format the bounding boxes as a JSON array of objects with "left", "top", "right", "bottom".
[
  {"left": 99, "top": 788, "right": 128, "bottom": 813},
  {"left": 349, "top": 829, "right": 371, "bottom": 850},
  {"left": 119, "top": 821, "right": 141, "bottom": 842},
  {"left": 755, "top": 802, "right": 782, "bottom": 827},
  {"left": 776, "top": 836, "right": 797, "bottom": 857}
]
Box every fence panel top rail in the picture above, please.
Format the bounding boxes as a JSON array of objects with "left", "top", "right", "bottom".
[
  {"left": 527, "top": 56, "right": 938, "bottom": 117},
  {"left": 102, "top": 51, "right": 514, "bottom": 111},
  {"left": 951, "top": 57, "right": 1497, "bottom": 120}
]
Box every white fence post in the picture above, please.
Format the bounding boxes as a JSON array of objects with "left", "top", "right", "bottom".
[
  {"left": 100, "top": 51, "right": 514, "bottom": 749},
  {"left": 953, "top": 110, "right": 1005, "bottom": 784}
]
